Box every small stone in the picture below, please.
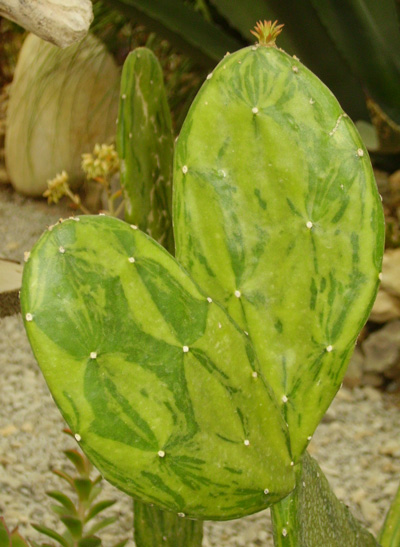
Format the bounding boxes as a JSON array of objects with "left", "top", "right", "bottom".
[
  {"left": 369, "top": 290, "right": 400, "bottom": 323},
  {"left": 363, "top": 320, "right": 400, "bottom": 374},
  {"left": 379, "top": 441, "right": 400, "bottom": 457},
  {"left": 343, "top": 347, "right": 364, "bottom": 388},
  {"left": 360, "top": 499, "right": 379, "bottom": 524},
  {"left": 0, "top": 424, "right": 18, "bottom": 437},
  {"left": 381, "top": 249, "right": 400, "bottom": 297}
]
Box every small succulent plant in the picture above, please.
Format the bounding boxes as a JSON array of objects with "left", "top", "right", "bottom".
[{"left": 0, "top": 430, "right": 126, "bottom": 547}]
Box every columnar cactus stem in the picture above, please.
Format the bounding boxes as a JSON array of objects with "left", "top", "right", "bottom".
[{"left": 117, "top": 48, "right": 174, "bottom": 253}]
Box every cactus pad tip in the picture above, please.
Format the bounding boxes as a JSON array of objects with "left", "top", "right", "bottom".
[{"left": 250, "top": 20, "right": 284, "bottom": 47}]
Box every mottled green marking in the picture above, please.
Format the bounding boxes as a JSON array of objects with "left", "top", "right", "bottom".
[
  {"left": 21, "top": 215, "right": 295, "bottom": 520},
  {"left": 173, "top": 45, "right": 384, "bottom": 459}
]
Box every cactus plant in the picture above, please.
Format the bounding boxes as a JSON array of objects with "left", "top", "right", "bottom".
[
  {"left": 21, "top": 20, "right": 386, "bottom": 542},
  {"left": 270, "top": 452, "right": 379, "bottom": 546},
  {"left": 173, "top": 21, "right": 385, "bottom": 460},
  {"left": 21, "top": 214, "right": 295, "bottom": 520},
  {"left": 116, "top": 47, "right": 174, "bottom": 251}
]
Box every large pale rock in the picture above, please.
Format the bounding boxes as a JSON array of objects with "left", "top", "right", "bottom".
[
  {"left": 0, "top": 0, "right": 93, "bottom": 48},
  {"left": 369, "top": 289, "right": 400, "bottom": 323},
  {"left": 5, "top": 33, "right": 120, "bottom": 196},
  {"left": 363, "top": 320, "right": 400, "bottom": 374},
  {"left": 381, "top": 249, "right": 400, "bottom": 298}
]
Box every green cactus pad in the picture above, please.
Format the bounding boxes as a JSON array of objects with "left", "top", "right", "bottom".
[
  {"left": 173, "top": 45, "right": 385, "bottom": 459},
  {"left": 116, "top": 48, "right": 174, "bottom": 251},
  {"left": 21, "top": 215, "right": 295, "bottom": 520}
]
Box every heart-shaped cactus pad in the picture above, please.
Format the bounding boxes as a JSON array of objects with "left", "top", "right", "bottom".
[{"left": 21, "top": 215, "right": 295, "bottom": 520}]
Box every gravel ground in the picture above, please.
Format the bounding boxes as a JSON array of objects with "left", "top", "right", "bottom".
[{"left": 1, "top": 184, "right": 399, "bottom": 546}]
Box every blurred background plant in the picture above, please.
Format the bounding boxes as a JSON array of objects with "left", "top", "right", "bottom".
[{"left": 0, "top": 429, "right": 127, "bottom": 547}]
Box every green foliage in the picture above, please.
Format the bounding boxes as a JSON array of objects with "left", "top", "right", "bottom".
[
  {"left": 270, "top": 452, "right": 379, "bottom": 546},
  {"left": 102, "top": 0, "right": 400, "bottom": 157},
  {"left": 378, "top": 482, "right": 400, "bottom": 547},
  {"left": 30, "top": 430, "right": 125, "bottom": 547},
  {"left": 116, "top": 48, "right": 174, "bottom": 251},
  {"left": 0, "top": 431, "right": 125, "bottom": 547}
]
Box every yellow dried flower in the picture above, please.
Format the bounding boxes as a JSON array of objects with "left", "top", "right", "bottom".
[
  {"left": 43, "top": 171, "right": 70, "bottom": 204},
  {"left": 81, "top": 143, "right": 119, "bottom": 183}
]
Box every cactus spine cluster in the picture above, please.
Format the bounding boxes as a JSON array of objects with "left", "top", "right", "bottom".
[{"left": 21, "top": 21, "right": 384, "bottom": 525}]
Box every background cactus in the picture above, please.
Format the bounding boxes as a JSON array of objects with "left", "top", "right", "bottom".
[
  {"left": 116, "top": 47, "right": 174, "bottom": 251},
  {"left": 270, "top": 452, "right": 379, "bottom": 546},
  {"left": 173, "top": 30, "right": 385, "bottom": 460},
  {"left": 5, "top": 33, "right": 119, "bottom": 196}
]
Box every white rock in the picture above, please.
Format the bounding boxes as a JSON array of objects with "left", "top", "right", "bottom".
[{"left": 0, "top": 0, "right": 93, "bottom": 48}]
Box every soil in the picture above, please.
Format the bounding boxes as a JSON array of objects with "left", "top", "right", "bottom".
[{"left": 1, "top": 183, "right": 399, "bottom": 546}]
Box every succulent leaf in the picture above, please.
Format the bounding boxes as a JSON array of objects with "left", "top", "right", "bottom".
[
  {"left": 78, "top": 538, "right": 101, "bottom": 547},
  {"left": 21, "top": 215, "right": 295, "bottom": 520},
  {"left": 0, "top": 519, "right": 11, "bottom": 547},
  {"left": 173, "top": 44, "right": 384, "bottom": 459},
  {"left": 84, "top": 500, "right": 116, "bottom": 523},
  {"left": 47, "top": 491, "right": 77, "bottom": 515},
  {"left": 60, "top": 517, "right": 83, "bottom": 540},
  {"left": 31, "top": 525, "right": 69, "bottom": 547}
]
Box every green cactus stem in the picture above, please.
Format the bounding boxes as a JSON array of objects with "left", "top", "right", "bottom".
[
  {"left": 270, "top": 451, "right": 379, "bottom": 546},
  {"left": 378, "top": 481, "right": 400, "bottom": 547},
  {"left": 116, "top": 47, "right": 174, "bottom": 252},
  {"left": 173, "top": 39, "right": 384, "bottom": 460},
  {"left": 21, "top": 215, "right": 295, "bottom": 521},
  {"left": 133, "top": 500, "right": 203, "bottom": 546}
]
